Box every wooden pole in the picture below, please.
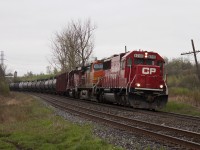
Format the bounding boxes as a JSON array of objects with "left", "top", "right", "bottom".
[
  {"left": 181, "top": 39, "right": 200, "bottom": 81},
  {"left": 191, "top": 39, "right": 200, "bottom": 80}
]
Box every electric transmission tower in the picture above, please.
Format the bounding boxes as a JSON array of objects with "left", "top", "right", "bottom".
[{"left": 0, "top": 51, "right": 5, "bottom": 67}]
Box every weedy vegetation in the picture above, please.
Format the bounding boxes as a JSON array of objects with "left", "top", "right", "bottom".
[
  {"left": 0, "top": 79, "right": 9, "bottom": 96},
  {"left": 162, "top": 58, "right": 200, "bottom": 115},
  {"left": 161, "top": 100, "right": 200, "bottom": 117},
  {"left": 0, "top": 93, "right": 121, "bottom": 150}
]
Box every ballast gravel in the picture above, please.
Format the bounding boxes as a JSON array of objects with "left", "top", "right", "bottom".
[{"left": 40, "top": 99, "right": 184, "bottom": 150}]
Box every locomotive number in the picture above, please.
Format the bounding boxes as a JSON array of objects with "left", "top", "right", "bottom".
[{"left": 142, "top": 67, "right": 156, "bottom": 75}]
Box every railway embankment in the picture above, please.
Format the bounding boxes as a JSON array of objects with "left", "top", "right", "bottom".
[
  {"left": 0, "top": 92, "right": 120, "bottom": 150},
  {"left": 31, "top": 93, "right": 200, "bottom": 149},
  {"left": 1, "top": 92, "right": 200, "bottom": 149},
  {"left": 161, "top": 97, "right": 200, "bottom": 116}
]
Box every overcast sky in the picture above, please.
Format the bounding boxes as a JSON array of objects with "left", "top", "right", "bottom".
[{"left": 1, "top": 0, "right": 200, "bottom": 76}]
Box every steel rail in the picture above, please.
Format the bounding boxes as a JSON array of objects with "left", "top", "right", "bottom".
[
  {"left": 40, "top": 93, "right": 200, "bottom": 122},
  {"left": 30, "top": 92, "right": 200, "bottom": 122},
  {"left": 39, "top": 94, "right": 200, "bottom": 140},
  {"left": 35, "top": 94, "right": 200, "bottom": 150}
]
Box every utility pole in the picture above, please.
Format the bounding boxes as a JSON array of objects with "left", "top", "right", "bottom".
[{"left": 181, "top": 39, "right": 200, "bottom": 80}]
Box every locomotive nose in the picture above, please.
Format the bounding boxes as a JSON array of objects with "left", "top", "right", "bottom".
[{"left": 133, "top": 65, "right": 162, "bottom": 89}]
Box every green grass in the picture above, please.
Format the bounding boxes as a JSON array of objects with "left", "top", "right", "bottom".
[
  {"left": 169, "top": 87, "right": 190, "bottom": 96},
  {"left": 0, "top": 93, "right": 122, "bottom": 150},
  {"left": 161, "top": 100, "right": 200, "bottom": 117},
  {"left": 169, "top": 87, "right": 200, "bottom": 107}
]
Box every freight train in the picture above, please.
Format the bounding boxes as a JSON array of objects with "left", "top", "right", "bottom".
[{"left": 10, "top": 50, "right": 168, "bottom": 110}]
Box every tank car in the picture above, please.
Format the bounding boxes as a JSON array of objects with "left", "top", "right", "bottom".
[
  {"left": 35, "top": 80, "right": 41, "bottom": 92},
  {"left": 9, "top": 83, "right": 15, "bottom": 91}
]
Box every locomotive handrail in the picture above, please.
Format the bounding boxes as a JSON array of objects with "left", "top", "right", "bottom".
[
  {"left": 92, "top": 77, "right": 104, "bottom": 94},
  {"left": 128, "top": 74, "right": 136, "bottom": 93},
  {"left": 126, "top": 65, "right": 132, "bottom": 95},
  {"left": 164, "top": 82, "right": 168, "bottom": 95}
]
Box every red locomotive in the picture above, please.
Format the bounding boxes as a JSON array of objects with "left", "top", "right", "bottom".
[
  {"left": 10, "top": 50, "right": 168, "bottom": 110},
  {"left": 55, "top": 50, "right": 168, "bottom": 110}
]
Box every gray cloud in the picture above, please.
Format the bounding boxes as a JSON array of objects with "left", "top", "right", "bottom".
[{"left": 1, "top": 0, "right": 200, "bottom": 76}]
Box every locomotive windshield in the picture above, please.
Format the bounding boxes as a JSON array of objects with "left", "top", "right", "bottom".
[
  {"left": 146, "top": 59, "right": 155, "bottom": 65},
  {"left": 134, "top": 58, "right": 155, "bottom": 65},
  {"left": 134, "top": 58, "right": 144, "bottom": 65}
]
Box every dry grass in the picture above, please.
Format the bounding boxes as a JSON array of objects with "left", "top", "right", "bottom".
[
  {"left": 169, "top": 87, "right": 200, "bottom": 109},
  {"left": 169, "top": 95, "right": 200, "bottom": 109},
  {"left": 0, "top": 92, "right": 33, "bottom": 124},
  {"left": 162, "top": 99, "right": 200, "bottom": 117},
  {"left": 0, "top": 92, "right": 121, "bottom": 150}
]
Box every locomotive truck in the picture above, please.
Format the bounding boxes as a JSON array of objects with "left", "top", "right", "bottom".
[{"left": 10, "top": 50, "right": 168, "bottom": 110}]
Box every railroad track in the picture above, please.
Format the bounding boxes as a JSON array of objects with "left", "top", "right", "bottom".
[
  {"left": 43, "top": 93, "right": 200, "bottom": 123},
  {"left": 33, "top": 93, "right": 200, "bottom": 150},
  {"left": 26, "top": 91, "right": 200, "bottom": 122}
]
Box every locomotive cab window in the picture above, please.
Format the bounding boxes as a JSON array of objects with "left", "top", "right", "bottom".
[
  {"left": 121, "top": 60, "right": 125, "bottom": 70},
  {"left": 127, "top": 58, "right": 132, "bottom": 66},
  {"left": 103, "top": 60, "right": 111, "bottom": 70},
  {"left": 94, "top": 63, "right": 103, "bottom": 71},
  {"left": 157, "top": 61, "right": 163, "bottom": 70}
]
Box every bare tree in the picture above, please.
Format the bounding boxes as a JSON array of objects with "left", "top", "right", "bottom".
[
  {"left": 50, "top": 19, "right": 96, "bottom": 72},
  {"left": 73, "top": 19, "right": 95, "bottom": 67}
]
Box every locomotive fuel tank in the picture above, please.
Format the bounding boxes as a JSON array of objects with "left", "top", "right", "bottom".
[{"left": 103, "top": 93, "right": 116, "bottom": 103}]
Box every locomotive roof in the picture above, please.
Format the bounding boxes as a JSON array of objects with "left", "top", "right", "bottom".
[
  {"left": 122, "top": 50, "right": 164, "bottom": 62},
  {"left": 103, "top": 52, "right": 126, "bottom": 62}
]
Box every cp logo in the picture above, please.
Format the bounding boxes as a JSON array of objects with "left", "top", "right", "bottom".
[{"left": 142, "top": 68, "right": 156, "bottom": 75}]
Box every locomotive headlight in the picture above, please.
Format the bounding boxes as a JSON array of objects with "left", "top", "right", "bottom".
[
  {"left": 145, "top": 52, "right": 148, "bottom": 58},
  {"left": 136, "top": 83, "right": 141, "bottom": 87},
  {"left": 160, "top": 85, "right": 164, "bottom": 88}
]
